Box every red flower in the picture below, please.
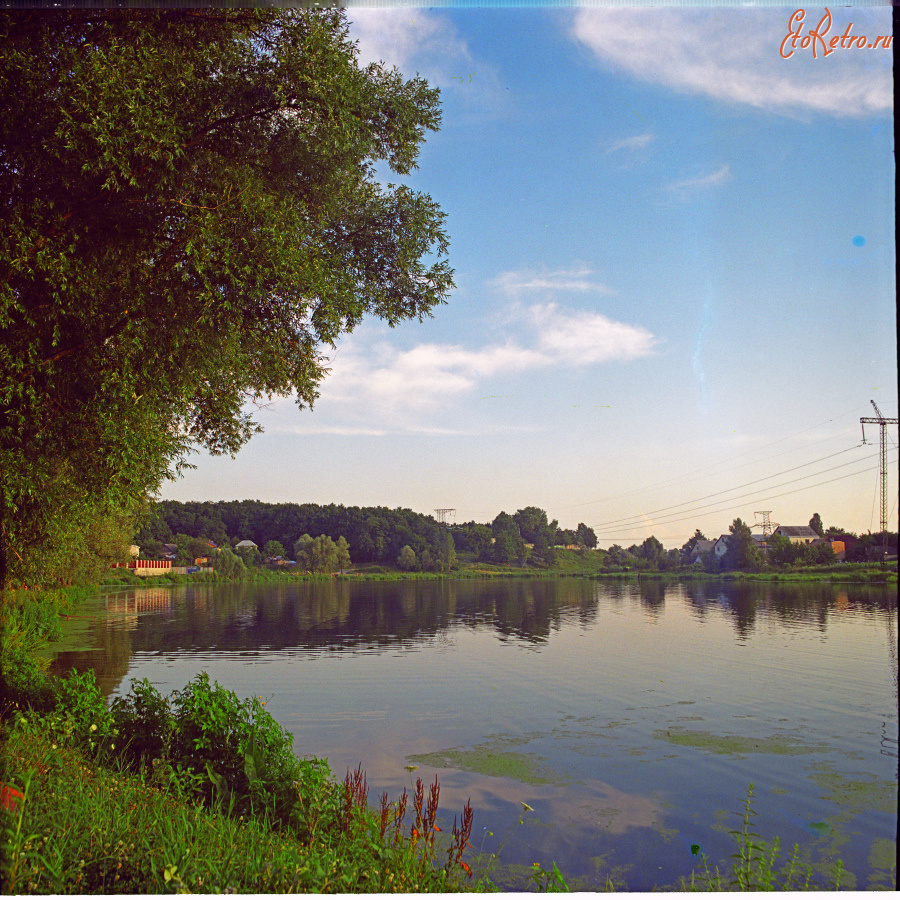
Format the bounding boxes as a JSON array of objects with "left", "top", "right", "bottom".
[{"left": 1, "top": 783, "right": 24, "bottom": 812}]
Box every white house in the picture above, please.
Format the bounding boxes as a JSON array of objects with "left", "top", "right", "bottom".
[{"left": 773, "top": 525, "right": 819, "bottom": 545}]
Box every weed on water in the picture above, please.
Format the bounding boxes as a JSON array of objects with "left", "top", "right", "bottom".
[{"left": 682, "top": 784, "right": 846, "bottom": 892}]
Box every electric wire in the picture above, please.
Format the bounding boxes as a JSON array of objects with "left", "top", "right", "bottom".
[
  {"left": 594, "top": 454, "right": 894, "bottom": 540},
  {"left": 555, "top": 405, "right": 869, "bottom": 513},
  {"left": 589, "top": 445, "right": 862, "bottom": 531}
]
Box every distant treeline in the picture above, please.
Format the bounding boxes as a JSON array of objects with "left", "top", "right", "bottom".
[
  {"left": 135, "top": 501, "right": 599, "bottom": 569},
  {"left": 137, "top": 500, "right": 449, "bottom": 566}
]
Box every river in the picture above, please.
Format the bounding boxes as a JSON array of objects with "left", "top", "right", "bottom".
[{"left": 48, "top": 576, "right": 897, "bottom": 891}]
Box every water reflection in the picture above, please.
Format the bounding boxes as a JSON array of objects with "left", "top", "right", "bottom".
[
  {"left": 51, "top": 578, "right": 895, "bottom": 704},
  {"left": 45, "top": 576, "right": 896, "bottom": 891}
]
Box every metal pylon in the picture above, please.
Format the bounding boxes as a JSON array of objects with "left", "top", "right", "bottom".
[{"left": 860, "top": 400, "right": 899, "bottom": 563}]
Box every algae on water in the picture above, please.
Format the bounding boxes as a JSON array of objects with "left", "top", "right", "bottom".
[
  {"left": 654, "top": 728, "right": 823, "bottom": 757},
  {"left": 408, "top": 740, "right": 571, "bottom": 786}
]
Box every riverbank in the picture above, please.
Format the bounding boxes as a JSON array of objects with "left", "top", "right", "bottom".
[
  {"left": 97, "top": 558, "right": 896, "bottom": 590},
  {"left": 1, "top": 585, "right": 482, "bottom": 892},
  {"left": 1, "top": 679, "right": 479, "bottom": 893},
  {"left": 3, "top": 582, "right": 872, "bottom": 892}
]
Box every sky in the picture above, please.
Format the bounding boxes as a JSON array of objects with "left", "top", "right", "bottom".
[{"left": 162, "top": 4, "right": 897, "bottom": 549}]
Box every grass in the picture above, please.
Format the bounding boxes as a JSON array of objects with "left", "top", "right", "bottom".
[
  {"left": 681, "top": 784, "right": 848, "bottom": 892},
  {"left": 0, "top": 710, "right": 481, "bottom": 894},
  {"left": 2, "top": 580, "right": 873, "bottom": 893}
]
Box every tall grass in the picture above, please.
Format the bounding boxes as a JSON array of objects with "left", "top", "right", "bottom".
[
  {"left": 682, "top": 784, "right": 847, "bottom": 892},
  {"left": 0, "top": 713, "right": 480, "bottom": 894}
]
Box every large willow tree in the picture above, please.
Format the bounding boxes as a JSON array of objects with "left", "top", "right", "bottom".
[{"left": 0, "top": 9, "right": 453, "bottom": 588}]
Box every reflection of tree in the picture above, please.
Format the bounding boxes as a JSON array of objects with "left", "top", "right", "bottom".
[
  {"left": 102, "top": 578, "right": 603, "bottom": 655},
  {"left": 638, "top": 579, "right": 666, "bottom": 613},
  {"left": 47, "top": 580, "right": 897, "bottom": 683},
  {"left": 683, "top": 581, "right": 897, "bottom": 641},
  {"left": 49, "top": 598, "right": 135, "bottom": 698}
]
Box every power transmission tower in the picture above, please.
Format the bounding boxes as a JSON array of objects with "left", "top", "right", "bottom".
[
  {"left": 754, "top": 511, "right": 774, "bottom": 537},
  {"left": 434, "top": 509, "right": 456, "bottom": 528},
  {"left": 434, "top": 509, "right": 456, "bottom": 574},
  {"left": 860, "top": 400, "right": 899, "bottom": 564}
]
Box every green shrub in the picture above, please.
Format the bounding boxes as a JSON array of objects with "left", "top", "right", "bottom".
[
  {"left": 0, "top": 647, "right": 57, "bottom": 717},
  {"left": 110, "top": 678, "right": 173, "bottom": 770},
  {"left": 167, "top": 672, "right": 313, "bottom": 826},
  {"left": 49, "top": 668, "right": 116, "bottom": 759}
]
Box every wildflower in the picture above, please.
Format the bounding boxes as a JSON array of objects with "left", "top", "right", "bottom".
[{"left": 90, "top": 724, "right": 97, "bottom": 732}]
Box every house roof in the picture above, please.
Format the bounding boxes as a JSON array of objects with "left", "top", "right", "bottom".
[
  {"left": 775, "top": 525, "right": 819, "bottom": 538},
  {"left": 235, "top": 539, "right": 258, "bottom": 548}
]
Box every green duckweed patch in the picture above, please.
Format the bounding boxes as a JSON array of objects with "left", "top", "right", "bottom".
[
  {"left": 408, "top": 741, "right": 571, "bottom": 786},
  {"left": 654, "top": 728, "right": 822, "bottom": 757},
  {"left": 867, "top": 837, "right": 897, "bottom": 889},
  {"left": 807, "top": 762, "right": 898, "bottom": 815}
]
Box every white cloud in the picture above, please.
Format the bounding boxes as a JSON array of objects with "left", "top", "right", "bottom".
[
  {"left": 571, "top": 7, "right": 892, "bottom": 118},
  {"left": 252, "top": 267, "right": 657, "bottom": 434},
  {"left": 348, "top": 8, "right": 471, "bottom": 75},
  {"left": 607, "top": 132, "right": 655, "bottom": 154},
  {"left": 346, "top": 8, "right": 508, "bottom": 111},
  {"left": 492, "top": 265, "right": 616, "bottom": 297},
  {"left": 314, "top": 303, "right": 656, "bottom": 418},
  {"left": 532, "top": 303, "right": 658, "bottom": 364},
  {"left": 665, "top": 164, "right": 732, "bottom": 195}
]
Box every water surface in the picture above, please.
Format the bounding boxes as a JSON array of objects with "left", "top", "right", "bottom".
[{"left": 50, "top": 577, "right": 898, "bottom": 890}]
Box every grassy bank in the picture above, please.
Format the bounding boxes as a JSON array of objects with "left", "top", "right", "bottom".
[
  {"left": 2, "top": 584, "right": 867, "bottom": 893},
  {"left": 1, "top": 707, "right": 479, "bottom": 894},
  {"left": 589, "top": 563, "right": 896, "bottom": 586},
  {"left": 1, "top": 649, "right": 482, "bottom": 893}
]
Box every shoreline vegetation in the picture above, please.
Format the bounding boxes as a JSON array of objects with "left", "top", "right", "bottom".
[
  {"left": 96, "top": 556, "right": 896, "bottom": 591},
  {"left": 2, "top": 574, "right": 885, "bottom": 892}
]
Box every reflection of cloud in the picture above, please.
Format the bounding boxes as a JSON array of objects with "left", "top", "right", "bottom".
[
  {"left": 493, "top": 265, "right": 615, "bottom": 297},
  {"left": 571, "top": 8, "right": 892, "bottom": 117},
  {"left": 666, "top": 164, "right": 731, "bottom": 195}
]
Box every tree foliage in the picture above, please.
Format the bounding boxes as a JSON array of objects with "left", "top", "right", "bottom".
[
  {"left": 397, "top": 545, "right": 417, "bottom": 571},
  {"left": 575, "top": 523, "right": 597, "bottom": 550},
  {"left": 723, "top": 518, "right": 763, "bottom": 571},
  {"left": 0, "top": 9, "right": 452, "bottom": 588},
  {"left": 491, "top": 512, "right": 524, "bottom": 565}
]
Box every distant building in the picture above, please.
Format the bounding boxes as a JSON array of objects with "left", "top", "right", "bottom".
[
  {"left": 235, "top": 540, "right": 258, "bottom": 550},
  {"left": 688, "top": 539, "right": 716, "bottom": 561},
  {"left": 714, "top": 535, "right": 731, "bottom": 558},
  {"left": 127, "top": 559, "right": 172, "bottom": 576},
  {"left": 773, "top": 525, "right": 820, "bottom": 544}
]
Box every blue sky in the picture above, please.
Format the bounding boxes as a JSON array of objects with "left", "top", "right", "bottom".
[{"left": 163, "top": 5, "right": 896, "bottom": 548}]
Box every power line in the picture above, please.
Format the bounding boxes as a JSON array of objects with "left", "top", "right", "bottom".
[
  {"left": 593, "top": 453, "right": 896, "bottom": 540},
  {"left": 556, "top": 405, "right": 870, "bottom": 513},
  {"left": 590, "top": 444, "right": 865, "bottom": 531}
]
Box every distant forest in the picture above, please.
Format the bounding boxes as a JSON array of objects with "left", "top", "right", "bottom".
[{"left": 135, "top": 501, "right": 598, "bottom": 568}]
